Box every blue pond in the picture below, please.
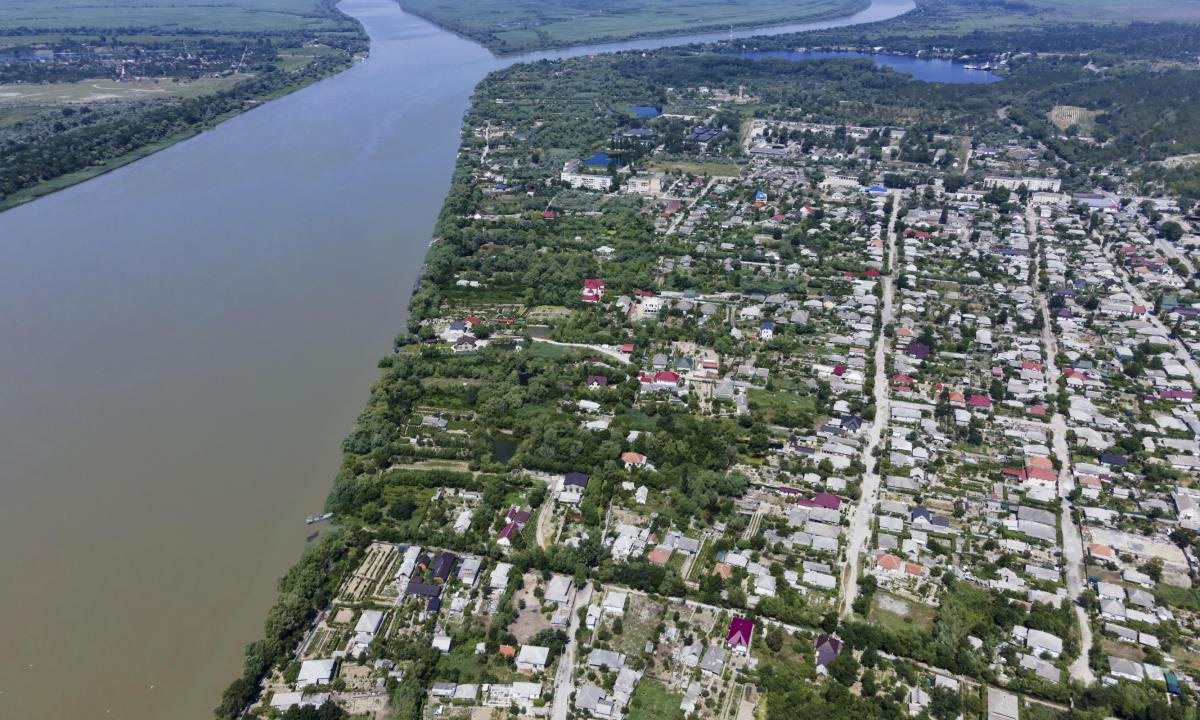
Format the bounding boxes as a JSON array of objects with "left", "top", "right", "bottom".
[
  {"left": 739, "top": 50, "right": 1002, "bottom": 84},
  {"left": 629, "top": 104, "right": 661, "bottom": 118},
  {"left": 584, "top": 151, "right": 612, "bottom": 167}
]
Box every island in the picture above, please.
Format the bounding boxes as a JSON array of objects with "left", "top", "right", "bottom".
[{"left": 397, "top": 0, "right": 871, "bottom": 55}]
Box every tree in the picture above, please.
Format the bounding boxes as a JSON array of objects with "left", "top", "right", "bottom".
[
  {"left": 827, "top": 649, "right": 860, "bottom": 687},
  {"left": 1140, "top": 557, "right": 1164, "bottom": 583},
  {"left": 766, "top": 627, "right": 785, "bottom": 652},
  {"left": 989, "top": 377, "right": 1004, "bottom": 401},
  {"left": 1160, "top": 220, "right": 1184, "bottom": 243}
]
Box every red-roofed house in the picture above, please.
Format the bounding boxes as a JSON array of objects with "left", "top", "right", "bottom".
[
  {"left": 582, "top": 278, "right": 606, "bottom": 303},
  {"left": 1024, "top": 466, "right": 1057, "bottom": 486},
  {"left": 967, "top": 394, "right": 992, "bottom": 409}
]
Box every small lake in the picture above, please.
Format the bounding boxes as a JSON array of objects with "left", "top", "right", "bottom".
[
  {"left": 628, "top": 105, "right": 661, "bottom": 118},
  {"left": 492, "top": 438, "right": 517, "bottom": 462},
  {"left": 738, "top": 50, "right": 1002, "bottom": 84}
]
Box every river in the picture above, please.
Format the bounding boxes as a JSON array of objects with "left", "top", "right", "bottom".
[{"left": 0, "top": 1, "right": 919, "bottom": 718}]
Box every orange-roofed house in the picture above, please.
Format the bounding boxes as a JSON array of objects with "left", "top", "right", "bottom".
[
  {"left": 648, "top": 546, "right": 673, "bottom": 565},
  {"left": 713, "top": 562, "right": 733, "bottom": 580},
  {"left": 875, "top": 553, "right": 903, "bottom": 576},
  {"left": 1088, "top": 543, "right": 1114, "bottom": 559},
  {"left": 621, "top": 451, "right": 648, "bottom": 469}
]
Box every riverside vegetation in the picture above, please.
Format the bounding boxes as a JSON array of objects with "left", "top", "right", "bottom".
[{"left": 0, "top": 0, "right": 367, "bottom": 210}]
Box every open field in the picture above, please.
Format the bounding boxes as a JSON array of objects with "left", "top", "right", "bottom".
[
  {"left": 399, "top": 0, "right": 870, "bottom": 54},
  {"left": 646, "top": 160, "right": 742, "bottom": 178},
  {"left": 1047, "top": 104, "right": 1099, "bottom": 133},
  {"left": 0, "top": 75, "right": 251, "bottom": 105},
  {"left": 928, "top": 0, "right": 1200, "bottom": 33},
  {"left": 628, "top": 678, "right": 684, "bottom": 720},
  {"left": 1047, "top": 105, "right": 1094, "bottom": 130},
  {"left": 1030, "top": 0, "right": 1200, "bottom": 22},
  {"left": 869, "top": 591, "right": 936, "bottom": 632},
  {"left": 0, "top": 0, "right": 347, "bottom": 33}
]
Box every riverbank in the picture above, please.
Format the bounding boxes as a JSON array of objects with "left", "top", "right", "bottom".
[
  {"left": 0, "top": 53, "right": 365, "bottom": 213},
  {"left": 0, "top": 0, "right": 367, "bottom": 214},
  {"left": 398, "top": 0, "right": 871, "bottom": 55}
]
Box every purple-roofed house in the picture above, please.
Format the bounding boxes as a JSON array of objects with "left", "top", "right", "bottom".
[
  {"left": 815, "top": 634, "right": 842, "bottom": 674},
  {"left": 905, "top": 343, "right": 930, "bottom": 360},
  {"left": 1100, "top": 452, "right": 1127, "bottom": 467},
  {"left": 726, "top": 617, "right": 754, "bottom": 654},
  {"left": 797, "top": 492, "right": 842, "bottom": 511}
]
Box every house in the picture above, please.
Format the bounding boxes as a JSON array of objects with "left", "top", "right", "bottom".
[
  {"left": 497, "top": 522, "right": 521, "bottom": 547},
  {"left": 351, "top": 609, "right": 385, "bottom": 656},
  {"left": 1109, "top": 656, "right": 1144, "bottom": 682},
  {"left": 987, "top": 688, "right": 1019, "bottom": 720},
  {"left": 297, "top": 658, "right": 337, "bottom": 689},
  {"left": 681, "top": 682, "right": 703, "bottom": 716},
  {"left": 1025, "top": 628, "right": 1063, "bottom": 658},
  {"left": 588, "top": 648, "right": 627, "bottom": 670},
  {"left": 564, "top": 471, "right": 589, "bottom": 490},
  {"left": 431, "top": 551, "right": 457, "bottom": 581},
  {"left": 489, "top": 562, "right": 511, "bottom": 590},
  {"left": 582, "top": 278, "right": 606, "bottom": 303},
  {"left": 700, "top": 644, "right": 726, "bottom": 676},
  {"left": 602, "top": 589, "right": 628, "bottom": 616},
  {"left": 516, "top": 645, "right": 550, "bottom": 673},
  {"left": 814, "top": 634, "right": 841, "bottom": 674},
  {"left": 498, "top": 506, "right": 532, "bottom": 547},
  {"left": 622, "top": 451, "right": 649, "bottom": 469},
  {"left": 726, "top": 616, "right": 754, "bottom": 654},
  {"left": 270, "top": 692, "right": 329, "bottom": 712},
  {"left": 576, "top": 682, "right": 618, "bottom": 718},
  {"left": 545, "top": 574, "right": 574, "bottom": 605}
]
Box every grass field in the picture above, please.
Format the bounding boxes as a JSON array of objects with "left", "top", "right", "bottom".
[
  {"left": 869, "top": 591, "right": 936, "bottom": 632},
  {"left": 1047, "top": 104, "right": 1099, "bottom": 133},
  {"left": 0, "top": 0, "right": 346, "bottom": 33},
  {"left": 646, "top": 160, "right": 742, "bottom": 178},
  {"left": 0, "top": 75, "right": 251, "bottom": 105},
  {"left": 896, "top": 0, "right": 1200, "bottom": 35},
  {"left": 400, "top": 0, "right": 871, "bottom": 53},
  {"left": 1031, "top": 0, "right": 1200, "bottom": 23},
  {"left": 628, "top": 678, "right": 684, "bottom": 720}
]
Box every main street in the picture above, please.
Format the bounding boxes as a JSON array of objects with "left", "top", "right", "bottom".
[
  {"left": 1028, "top": 202, "right": 1096, "bottom": 685},
  {"left": 550, "top": 582, "right": 591, "bottom": 720},
  {"left": 841, "top": 190, "right": 900, "bottom": 617}
]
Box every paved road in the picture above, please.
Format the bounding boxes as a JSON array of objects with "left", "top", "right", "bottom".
[
  {"left": 550, "top": 582, "right": 592, "bottom": 720},
  {"left": 1029, "top": 202, "right": 1096, "bottom": 685},
  {"left": 840, "top": 191, "right": 900, "bottom": 617}
]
